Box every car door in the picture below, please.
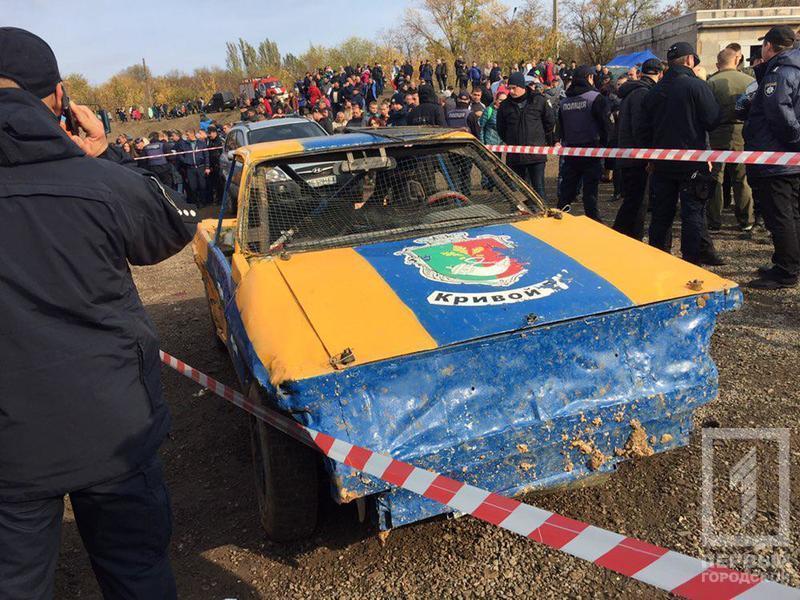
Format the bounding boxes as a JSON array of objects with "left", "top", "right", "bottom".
[{"left": 222, "top": 131, "right": 246, "bottom": 212}]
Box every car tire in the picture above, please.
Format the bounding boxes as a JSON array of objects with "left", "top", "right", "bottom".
[{"left": 249, "top": 385, "right": 319, "bottom": 541}]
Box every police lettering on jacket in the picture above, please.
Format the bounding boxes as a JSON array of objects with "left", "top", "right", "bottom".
[
  {"left": 559, "top": 90, "right": 601, "bottom": 146},
  {"left": 446, "top": 107, "right": 470, "bottom": 128},
  {"left": 143, "top": 142, "right": 168, "bottom": 166}
]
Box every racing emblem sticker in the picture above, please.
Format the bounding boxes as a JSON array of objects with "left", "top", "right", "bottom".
[
  {"left": 395, "top": 232, "right": 570, "bottom": 306},
  {"left": 396, "top": 232, "right": 527, "bottom": 287},
  {"left": 765, "top": 81, "right": 777, "bottom": 96}
]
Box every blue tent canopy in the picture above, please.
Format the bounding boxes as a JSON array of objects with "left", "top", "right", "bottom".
[{"left": 607, "top": 50, "right": 658, "bottom": 68}]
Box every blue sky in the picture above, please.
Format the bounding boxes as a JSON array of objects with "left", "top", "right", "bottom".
[{"left": 5, "top": 0, "right": 409, "bottom": 84}]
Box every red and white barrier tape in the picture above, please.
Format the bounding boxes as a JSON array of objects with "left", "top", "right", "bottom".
[
  {"left": 132, "top": 142, "right": 800, "bottom": 165},
  {"left": 160, "top": 350, "right": 796, "bottom": 599},
  {"left": 486, "top": 144, "right": 800, "bottom": 166},
  {"left": 132, "top": 146, "right": 217, "bottom": 161}
]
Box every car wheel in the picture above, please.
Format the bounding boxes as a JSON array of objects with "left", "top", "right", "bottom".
[{"left": 249, "top": 385, "right": 319, "bottom": 541}]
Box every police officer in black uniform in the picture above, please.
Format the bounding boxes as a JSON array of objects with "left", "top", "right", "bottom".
[
  {"left": 743, "top": 26, "right": 800, "bottom": 289},
  {"left": 556, "top": 65, "right": 613, "bottom": 221},
  {"left": 613, "top": 58, "right": 664, "bottom": 240},
  {"left": 142, "top": 132, "right": 173, "bottom": 187},
  {"left": 638, "top": 42, "right": 724, "bottom": 265},
  {"left": 0, "top": 28, "right": 194, "bottom": 599}
]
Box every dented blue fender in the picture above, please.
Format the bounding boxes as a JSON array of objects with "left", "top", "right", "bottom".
[
  {"left": 270, "top": 288, "right": 741, "bottom": 529},
  {"left": 199, "top": 221, "right": 742, "bottom": 531}
]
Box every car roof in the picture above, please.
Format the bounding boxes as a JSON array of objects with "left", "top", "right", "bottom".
[
  {"left": 233, "top": 117, "right": 316, "bottom": 133},
  {"left": 233, "top": 128, "right": 473, "bottom": 165}
]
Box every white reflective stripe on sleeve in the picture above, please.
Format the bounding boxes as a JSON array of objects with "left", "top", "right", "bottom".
[
  {"left": 447, "top": 484, "right": 490, "bottom": 514},
  {"left": 499, "top": 504, "right": 552, "bottom": 537},
  {"left": 632, "top": 551, "right": 709, "bottom": 591},
  {"left": 560, "top": 526, "right": 626, "bottom": 562}
]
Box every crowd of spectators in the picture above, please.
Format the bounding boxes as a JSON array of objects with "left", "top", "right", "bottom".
[
  {"left": 113, "top": 119, "right": 231, "bottom": 206},
  {"left": 113, "top": 98, "right": 211, "bottom": 123},
  {"left": 114, "top": 31, "right": 800, "bottom": 290}
]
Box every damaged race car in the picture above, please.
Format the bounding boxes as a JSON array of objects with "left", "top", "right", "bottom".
[{"left": 192, "top": 128, "right": 742, "bottom": 541}]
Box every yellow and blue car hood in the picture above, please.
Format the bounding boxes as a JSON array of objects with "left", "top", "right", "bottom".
[{"left": 236, "top": 214, "right": 737, "bottom": 384}]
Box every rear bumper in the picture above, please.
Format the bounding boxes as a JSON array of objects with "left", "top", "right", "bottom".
[{"left": 271, "top": 287, "right": 742, "bottom": 528}]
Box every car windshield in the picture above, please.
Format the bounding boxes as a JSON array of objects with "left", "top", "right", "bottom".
[
  {"left": 248, "top": 122, "right": 324, "bottom": 144},
  {"left": 240, "top": 141, "right": 542, "bottom": 255}
]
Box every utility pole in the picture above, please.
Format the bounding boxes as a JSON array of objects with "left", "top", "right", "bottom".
[
  {"left": 142, "top": 57, "right": 152, "bottom": 107},
  {"left": 553, "top": 0, "right": 560, "bottom": 57}
]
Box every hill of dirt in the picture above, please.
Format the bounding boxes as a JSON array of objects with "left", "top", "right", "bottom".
[{"left": 109, "top": 110, "right": 239, "bottom": 139}]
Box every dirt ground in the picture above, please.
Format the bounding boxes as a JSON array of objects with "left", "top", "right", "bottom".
[
  {"left": 53, "top": 166, "right": 799, "bottom": 599},
  {"left": 109, "top": 111, "right": 236, "bottom": 140}
]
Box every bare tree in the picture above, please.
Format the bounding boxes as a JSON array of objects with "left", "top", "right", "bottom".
[
  {"left": 238, "top": 38, "right": 259, "bottom": 76},
  {"left": 401, "top": 0, "right": 495, "bottom": 58},
  {"left": 686, "top": 0, "right": 795, "bottom": 7},
  {"left": 475, "top": 0, "right": 555, "bottom": 65},
  {"left": 225, "top": 42, "right": 243, "bottom": 75},
  {"left": 564, "top": 0, "right": 660, "bottom": 64},
  {"left": 384, "top": 26, "right": 424, "bottom": 62},
  {"left": 257, "top": 39, "right": 281, "bottom": 72}
]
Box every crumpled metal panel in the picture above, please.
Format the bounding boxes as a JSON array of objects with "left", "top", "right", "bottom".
[
  {"left": 204, "top": 242, "right": 742, "bottom": 530},
  {"left": 280, "top": 288, "right": 741, "bottom": 527}
]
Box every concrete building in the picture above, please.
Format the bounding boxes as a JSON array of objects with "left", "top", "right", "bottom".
[{"left": 616, "top": 6, "right": 800, "bottom": 66}]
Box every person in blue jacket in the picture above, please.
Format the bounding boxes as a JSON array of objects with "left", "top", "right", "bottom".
[
  {"left": 743, "top": 26, "right": 800, "bottom": 289},
  {"left": 198, "top": 112, "right": 212, "bottom": 131},
  {"left": 468, "top": 61, "right": 482, "bottom": 91}
]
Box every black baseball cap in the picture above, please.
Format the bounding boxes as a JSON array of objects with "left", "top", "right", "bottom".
[
  {"left": 574, "top": 65, "right": 595, "bottom": 80},
  {"left": 667, "top": 42, "right": 700, "bottom": 65},
  {"left": 0, "top": 27, "right": 61, "bottom": 98},
  {"left": 457, "top": 91, "right": 470, "bottom": 101},
  {"left": 641, "top": 58, "right": 664, "bottom": 75},
  {"left": 759, "top": 26, "right": 797, "bottom": 47}
]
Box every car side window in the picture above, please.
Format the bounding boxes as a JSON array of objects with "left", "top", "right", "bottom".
[{"left": 236, "top": 131, "right": 246, "bottom": 147}]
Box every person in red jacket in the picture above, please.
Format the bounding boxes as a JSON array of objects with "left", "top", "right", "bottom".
[
  {"left": 260, "top": 96, "right": 273, "bottom": 117},
  {"left": 308, "top": 80, "right": 323, "bottom": 107},
  {"left": 544, "top": 58, "right": 555, "bottom": 85}
]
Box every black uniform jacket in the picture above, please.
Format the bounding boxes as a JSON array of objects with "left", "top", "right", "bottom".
[
  {"left": 0, "top": 88, "right": 193, "bottom": 501},
  {"left": 638, "top": 64, "right": 720, "bottom": 173}
]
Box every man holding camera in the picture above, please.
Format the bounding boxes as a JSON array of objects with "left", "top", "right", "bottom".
[{"left": 0, "top": 27, "right": 193, "bottom": 599}]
